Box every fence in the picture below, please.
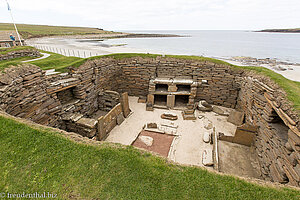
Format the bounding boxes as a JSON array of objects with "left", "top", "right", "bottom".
[{"left": 31, "top": 44, "right": 101, "bottom": 58}]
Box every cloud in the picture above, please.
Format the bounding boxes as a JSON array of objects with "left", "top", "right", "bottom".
[{"left": 0, "top": 0, "right": 299, "bottom": 30}]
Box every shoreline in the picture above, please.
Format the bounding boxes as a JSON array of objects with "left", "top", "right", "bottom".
[
  {"left": 26, "top": 32, "right": 183, "bottom": 40},
  {"left": 216, "top": 56, "right": 300, "bottom": 82}
]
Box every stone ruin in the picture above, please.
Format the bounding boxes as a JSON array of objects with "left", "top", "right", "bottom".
[
  {"left": 0, "top": 49, "right": 40, "bottom": 61},
  {"left": 0, "top": 56, "right": 299, "bottom": 187}
]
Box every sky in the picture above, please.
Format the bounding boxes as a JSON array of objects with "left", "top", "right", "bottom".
[{"left": 0, "top": 0, "right": 299, "bottom": 31}]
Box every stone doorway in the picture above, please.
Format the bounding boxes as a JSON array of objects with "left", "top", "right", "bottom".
[{"left": 56, "top": 87, "right": 77, "bottom": 105}]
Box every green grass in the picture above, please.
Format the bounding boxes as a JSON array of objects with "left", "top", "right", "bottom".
[
  {"left": 0, "top": 46, "right": 35, "bottom": 55},
  {"left": 29, "top": 51, "right": 81, "bottom": 71},
  {"left": 0, "top": 116, "right": 299, "bottom": 199},
  {"left": 0, "top": 23, "right": 115, "bottom": 39},
  {"left": 0, "top": 56, "right": 37, "bottom": 71}
]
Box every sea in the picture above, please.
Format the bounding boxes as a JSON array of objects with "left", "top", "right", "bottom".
[{"left": 104, "top": 30, "right": 300, "bottom": 64}]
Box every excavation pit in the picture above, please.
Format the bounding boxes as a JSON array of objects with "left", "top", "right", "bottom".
[{"left": 0, "top": 56, "right": 299, "bottom": 187}]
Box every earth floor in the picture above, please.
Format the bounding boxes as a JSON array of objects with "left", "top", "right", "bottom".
[{"left": 106, "top": 96, "right": 260, "bottom": 178}]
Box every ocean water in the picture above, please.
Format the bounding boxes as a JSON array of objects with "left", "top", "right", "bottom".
[{"left": 104, "top": 30, "right": 300, "bottom": 63}]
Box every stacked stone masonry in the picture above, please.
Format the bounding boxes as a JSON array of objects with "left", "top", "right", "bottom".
[
  {"left": 237, "top": 72, "right": 300, "bottom": 187},
  {"left": 0, "top": 57, "right": 299, "bottom": 187},
  {"left": 0, "top": 50, "right": 41, "bottom": 61}
]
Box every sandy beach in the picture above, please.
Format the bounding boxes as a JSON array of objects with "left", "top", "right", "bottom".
[{"left": 26, "top": 37, "right": 153, "bottom": 57}]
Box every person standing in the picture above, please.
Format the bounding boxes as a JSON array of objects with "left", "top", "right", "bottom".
[{"left": 9, "top": 34, "right": 16, "bottom": 46}]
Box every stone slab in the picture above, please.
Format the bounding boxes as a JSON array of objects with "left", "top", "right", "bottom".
[{"left": 227, "top": 110, "right": 245, "bottom": 126}]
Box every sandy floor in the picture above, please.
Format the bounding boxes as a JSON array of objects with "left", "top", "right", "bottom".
[
  {"left": 218, "top": 141, "right": 261, "bottom": 179},
  {"left": 106, "top": 97, "right": 243, "bottom": 169}
]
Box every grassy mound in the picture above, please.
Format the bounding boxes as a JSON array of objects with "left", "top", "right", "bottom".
[{"left": 0, "top": 115, "right": 299, "bottom": 199}]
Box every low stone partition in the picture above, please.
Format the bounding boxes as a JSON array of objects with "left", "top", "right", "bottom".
[
  {"left": 98, "top": 103, "right": 124, "bottom": 140},
  {"left": 237, "top": 71, "right": 300, "bottom": 187},
  {"left": 63, "top": 113, "right": 98, "bottom": 138},
  {"left": 219, "top": 124, "right": 258, "bottom": 146},
  {"left": 0, "top": 50, "right": 41, "bottom": 61}
]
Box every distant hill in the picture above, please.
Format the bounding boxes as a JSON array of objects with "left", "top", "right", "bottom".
[
  {"left": 0, "top": 23, "right": 114, "bottom": 39},
  {"left": 259, "top": 28, "right": 300, "bottom": 33}
]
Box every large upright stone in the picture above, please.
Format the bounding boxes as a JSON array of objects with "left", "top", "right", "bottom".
[
  {"left": 120, "top": 92, "right": 130, "bottom": 117},
  {"left": 167, "top": 95, "right": 175, "bottom": 108},
  {"left": 97, "top": 116, "right": 106, "bottom": 140},
  {"left": 227, "top": 110, "right": 245, "bottom": 125},
  {"left": 232, "top": 124, "right": 257, "bottom": 146}
]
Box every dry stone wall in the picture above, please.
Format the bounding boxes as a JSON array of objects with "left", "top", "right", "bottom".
[
  {"left": 92, "top": 57, "right": 240, "bottom": 108},
  {"left": 0, "top": 50, "right": 40, "bottom": 61},
  {"left": 237, "top": 71, "right": 300, "bottom": 187},
  {"left": 0, "top": 65, "right": 62, "bottom": 127}
]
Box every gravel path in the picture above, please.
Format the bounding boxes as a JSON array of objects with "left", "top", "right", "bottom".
[{"left": 22, "top": 53, "right": 51, "bottom": 63}]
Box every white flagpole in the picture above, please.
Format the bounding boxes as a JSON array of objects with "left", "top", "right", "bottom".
[{"left": 6, "top": 0, "right": 23, "bottom": 46}]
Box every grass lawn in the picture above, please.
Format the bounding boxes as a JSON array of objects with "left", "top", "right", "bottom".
[
  {"left": 0, "top": 46, "right": 35, "bottom": 55},
  {"left": 0, "top": 115, "right": 299, "bottom": 199},
  {"left": 29, "top": 51, "right": 82, "bottom": 71},
  {"left": 0, "top": 23, "right": 115, "bottom": 39}
]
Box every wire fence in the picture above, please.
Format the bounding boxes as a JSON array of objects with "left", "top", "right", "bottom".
[{"left": 32, "top": 45, "right": 100, "bottom": 58}]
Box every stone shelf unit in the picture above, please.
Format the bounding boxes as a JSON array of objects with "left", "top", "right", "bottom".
[{"left": 147, "top": 77, "right": 199, "bottom": 110}]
